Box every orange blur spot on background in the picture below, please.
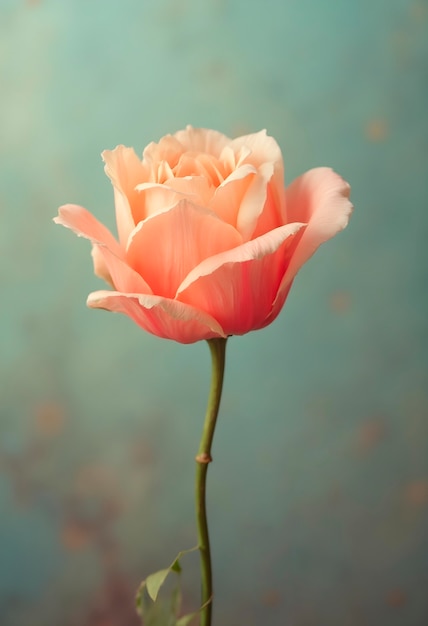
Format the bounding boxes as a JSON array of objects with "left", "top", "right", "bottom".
[
  {"left": 34, "top": 401, "right": 65, "bottom": 437},
  {"left": 61, "top": 522, "right": 92, "bottom": 551},
  {"left": 404, "top": 480, "right": 428, "bottom": 506},
  {"left": 365, "top": 118, "right": 389, "bottom": 142},
  {"left": 330, "top": 291, "right": 352, "bottom": 314},
  {"left": 386, "top": 588, "right": 408, "bottom": 609},
  {"left": 356, "top": 417, "right": 388, "bottom": 454}
]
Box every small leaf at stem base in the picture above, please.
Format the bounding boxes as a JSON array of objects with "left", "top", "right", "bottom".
[{"left": 136, "top": 546, "right": 209, "bottom": 625}]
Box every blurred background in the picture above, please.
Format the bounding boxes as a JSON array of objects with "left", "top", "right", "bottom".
[{"left": 0, "top": 0, "right": 427, "bottom": 624}]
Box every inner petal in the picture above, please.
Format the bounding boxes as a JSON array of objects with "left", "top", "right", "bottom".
[
  {"left": 208, "top": 164, "right": 257, "bottom": 228},
  {"left": 135, "top": 176, "right": 214, "bottom": 221},
  {"left": 125, "top": 199, "right": 242, "bottom": 298},
  {"left": 173, "top": 126, "right": 231, "bottom": 157},
  {"left": 161, "top": 176, "right": 214, "bottom": 206},
  {"left": 142, "top": 134, "right": 185, "bottom": 170},
  {"left": 133, "top": 184, "right": 185, "bottom": 221}
]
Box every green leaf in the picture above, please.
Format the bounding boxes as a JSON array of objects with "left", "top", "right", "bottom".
[
  {"left": 136, "top": 546, "right": 199, "bottom": 617},
  {"left": 136, "top": 582, "right": 182, "bottom": 625},
  {"left": 146, "top": 568, "right": 172, "bottom": 602}
]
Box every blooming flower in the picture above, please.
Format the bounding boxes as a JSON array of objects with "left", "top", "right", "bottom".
[{"left": 55, "top": 126, "right": 352, "bottom": 343}]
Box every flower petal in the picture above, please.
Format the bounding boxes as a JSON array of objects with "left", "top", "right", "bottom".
[
  {"left": 92, "top": 245, "right": 153, "bottom": 294},
  {"left": 126, "top": 199, "right": 242, "bottom": 298},
  {"left": 54, "top": 204, "right": 124, "bottom": 286},
  {"left": 163, "top": 175, "right": 214, "bottom": 205},
  {"left": 283, "top": 167, "right": 352, "bottom": 279},
  {"left": 173, "top": 126, "right": 231, "bottom": 157},
  {"left": 142, "top": 134, "right": 185, "bottom": 170},
  {"left": 91, "top": 246, "right": 115, "bottom": 287},
  {"left": 135, "top": 176, "right": 214, "bottom": 218},
  {"left": 231, "top": 129, "right": 283, "bottom": 170},
  {"left": 133, "top": 183, "right": 186, "bottom": 220},
  {"left": 102, "top": 146, "right": 148, "bottom": 244},
  {"left": 267, "top": 168, "right": 353, "bottom": 324},
  {"left": 87, "top": 290, "right": 225, "bottom": 343},
  {"left": 231, "top": 130, "right": 287, "bottom": 234},
  {"left": 54, "top": 204, "right": 122, "bottom": 255},
  {"left": 235, "top": 162, "right": 283, "bottom": 241},
  {"left": 209, "top": 164, "right": 257, "bottom": 227},
  {"left": 249, "top": 173, "right": 285, "bottom": 240},
  {"left": 176, "top": 222, "right": 305, "bottom": 336}
]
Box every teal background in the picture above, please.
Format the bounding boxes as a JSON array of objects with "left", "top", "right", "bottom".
[{"left": 1, "top": 1, "right": 427, "bottom": 625}]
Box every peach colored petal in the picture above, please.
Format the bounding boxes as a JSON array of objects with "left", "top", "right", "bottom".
[
  {"left": 283, "top": 167, "right": 352, "bottom": 278},
  {"left": 91, "top": 245, "right": 153, "bottom": 294},
  {"left": 136, "top": 176, "right": 214, "bottom": 214},
  {"left": 250, "top": 176, "right": 285, "bottom": 240},
  {"left": 268, "top": 167, "right": 353, "bottom": 324},
  {"left": 54, "top": 204, "right": 122, "bottom": 256},
  {"left": 231, "top": 129, "right": 282, "bottom": 169},
  {"left": 161, "top": 175, "right": 214, "bottom": 206},
  {"left": 219, "top": 145, "right": 237, "bottom": 171},
  {"left": 87, "top": 290, "right": 225, "bottom": 343},
  {"left": 91, "top": 246, "right": 115, "bottom": 287},
  {"left": 133, "top": 183, "right": 185, "bottom": 221},
  {"left": 209, "top": 164, "right": 257, "bottom": 227},
  {"left": 258, "top": 280, "right": 295, "bottom": 331},
  {"left": 174, "top": 153, "right": 208, "bottom": 179},
  {"left": 155, "top": 159, "right": 175, "bottom": 183},
  {"left": 126, "top": 199, "right": 242, "bottom": 298},
  {"left": 142, "top": 134, "right": 185, "bottom": 170},
  {"left": 219, "top": 144, "right": 251, "bottom": 171},
  {"left": 176, "top": 222, "right": 305, "bottom": 335},
  {"left": 235, "top": 162, "right": 280, "bottom": 241},
  {"left": 102, "top": 146, "right": 148, "bottom": 244},
  {"left": 231, "top": 129, "right": 286, "bottom": 223},
  {"left": 55, "top": 204, "right": 126, "bottom": 287},
  {"left": 174, "top": 152, "right": 227, "bottom": 184},
  {"left": 197, "top": 152, "right": 228, "bottom": 182},
  {"left": 173, "top": 126, "right": 231, "bottom": 157}
]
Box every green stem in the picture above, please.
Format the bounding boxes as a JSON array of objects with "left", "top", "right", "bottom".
[{"left": 195, "top": 337, "right": 227, "bottom": 626}]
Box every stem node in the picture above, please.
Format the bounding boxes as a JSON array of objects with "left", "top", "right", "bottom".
[{"left": 195, "top": 452, "right": 212, "bottom": 464}]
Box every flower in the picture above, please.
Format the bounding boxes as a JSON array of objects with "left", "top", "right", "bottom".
[{"left": 54, "top": 126, "right": 352, "bottom": 343}]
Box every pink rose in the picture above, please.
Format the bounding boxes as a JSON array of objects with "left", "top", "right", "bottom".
[{"left": 55, "top": 127, "right": 352, "bottom": 343}]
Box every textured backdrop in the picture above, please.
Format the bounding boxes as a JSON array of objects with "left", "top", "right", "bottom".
[{"left": 0, "top": 1, "right": 427, "bottom": 625}]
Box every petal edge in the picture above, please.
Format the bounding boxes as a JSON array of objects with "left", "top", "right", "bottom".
[{"left": 87, "top": 290, "right": 226, "bottom": 344}]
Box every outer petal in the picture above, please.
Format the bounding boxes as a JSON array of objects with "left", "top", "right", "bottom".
[
  {"left": 102, "top": 146, "right": 148, "bottom": 244},
  {"left": 283, "top": 167, "right": 352, "bottom": 279},
  {"left": 91, "top": 246, "right": 115, "bottom": 287},
  {"left": 87, "top": 290, "right": 226, "bottom": 344},
  {"left": 54, "top": 204, "right": 122, "bottom": 254},
  {"left": 267, "top": 168, "right": 352, "bottom": 324},
  {"left": 176, "top": 222, "right": 305, "bottom": 336},
  {"left": 54, "top": 204, "right": 124, "bottom": 286},
  {"left": 92, "top": 245, "right": 153, "bottom": 294},
  {"left": 126, "top": 199, "right": 242, "bottom": 298}
]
